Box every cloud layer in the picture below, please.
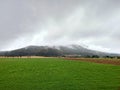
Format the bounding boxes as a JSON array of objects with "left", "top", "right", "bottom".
[{"left": 0, "top": 0, "right": 120, "bottom": 53}]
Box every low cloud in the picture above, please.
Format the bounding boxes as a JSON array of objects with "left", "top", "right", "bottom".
[{"left": 0, "top": 0, "right": 120, "bottom": 53}]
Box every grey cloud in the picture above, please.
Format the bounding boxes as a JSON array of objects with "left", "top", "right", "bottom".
[{"left": 0, "top": 0, "right": 120, "bottom": 53}]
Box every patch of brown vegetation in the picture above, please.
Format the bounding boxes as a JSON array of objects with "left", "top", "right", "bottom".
[{"left": 65, "top": 58, "right": 120, "bottom": 65}]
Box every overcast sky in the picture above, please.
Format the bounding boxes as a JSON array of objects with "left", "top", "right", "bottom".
[{"left": 0, "top": 0, "right": 120, "bottom": 53}]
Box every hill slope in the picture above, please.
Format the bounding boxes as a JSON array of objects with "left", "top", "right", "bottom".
[{"left": 0, "top": 45, "right": 119, "bottom": 57}]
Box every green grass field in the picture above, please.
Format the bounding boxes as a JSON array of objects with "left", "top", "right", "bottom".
[{"left": 0, "top": 58, "right": 120, "bottom": 90}]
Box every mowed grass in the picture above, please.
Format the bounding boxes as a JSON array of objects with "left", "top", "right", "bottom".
[{"left": 0, "top": 58, "right": 120, "bottom": 90}]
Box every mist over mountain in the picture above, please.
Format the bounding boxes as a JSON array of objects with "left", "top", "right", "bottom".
[{"left": 0, "top": 44, "right": 119, "bottom": 57}]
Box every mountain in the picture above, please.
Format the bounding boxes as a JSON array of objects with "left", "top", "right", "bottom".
[{"left": 0, "top": 45, "right": 119, "bottom": 57}]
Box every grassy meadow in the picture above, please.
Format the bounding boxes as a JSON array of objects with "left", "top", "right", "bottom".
[{"left": 0, "top": 58, "right": 120, "bottom": 90}]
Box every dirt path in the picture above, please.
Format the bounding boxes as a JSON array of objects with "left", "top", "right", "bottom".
[{"left": 65, "top": 58, "right": 120, "bottom": 65}]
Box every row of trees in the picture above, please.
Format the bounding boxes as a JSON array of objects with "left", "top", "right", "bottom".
[{"left": 85, "top": 55, "right": 120, "bottom": 59}]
